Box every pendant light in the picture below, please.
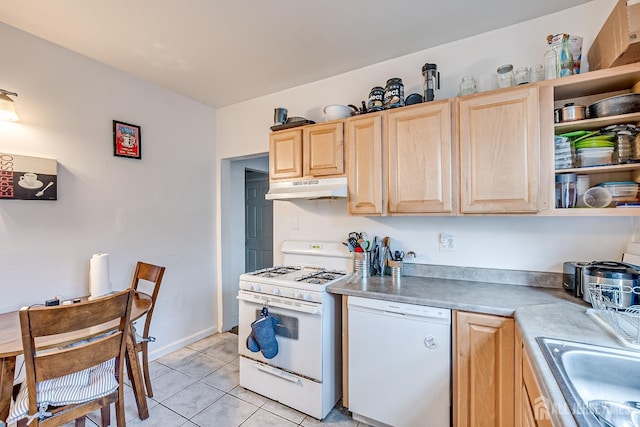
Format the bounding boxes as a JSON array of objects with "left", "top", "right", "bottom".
[{"left": 0, "top": 89, "right": 19, "bottom": 121}]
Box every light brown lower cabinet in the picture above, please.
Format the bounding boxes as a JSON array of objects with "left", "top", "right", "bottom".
[
  {"left": 453, "top": 310, "right": 515, "bottom": 427},
  {"left": 515, "top": 327, "right": 555, "bottom": 427}
]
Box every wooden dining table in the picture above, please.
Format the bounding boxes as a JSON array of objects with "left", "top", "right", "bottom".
[{"left": 0, "top": 291, "right": 152, "bottom": 425}]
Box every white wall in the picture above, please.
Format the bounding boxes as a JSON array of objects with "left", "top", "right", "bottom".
[
  {"left": 0, "top": 22, "right": 218, "bottom": 357},
  {"left": 217, "top": 155, "right": 268, "bottom": 331},
  {"left": 216, "top": 0, "right": 633, "bottom": 276}
]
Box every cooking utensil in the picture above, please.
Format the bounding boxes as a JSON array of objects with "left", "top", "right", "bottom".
[
  {"left": 405, "top": 93, "right": 423, "bottom": 105},
  {"left": 394, "top": 251, "right": 405, "bottom": 261},
  {"left": 560, "top": 103, "right": 587, "bottom": 122},
  {"left": 589, "top": 93, "right": 640, "bottom": 118},
  {"left": 36, "top": 181, "right": 54, "bottom": 197}
]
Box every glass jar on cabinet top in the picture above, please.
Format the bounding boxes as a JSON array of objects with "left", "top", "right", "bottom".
[
  {"left": 496, "top": 64, "right": 515, "bottom": 88},
  {"left": 458, "top": 75, "right": 477, "bottom": 96}
]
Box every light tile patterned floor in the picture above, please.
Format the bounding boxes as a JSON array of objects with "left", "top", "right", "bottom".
[{"left": 12, "top": 332, "right": 368, "bottom": 427}]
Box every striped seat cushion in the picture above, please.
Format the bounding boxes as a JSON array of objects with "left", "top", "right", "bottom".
[{"left": 6, "top": 359, "right": 118, "bottom": 425}]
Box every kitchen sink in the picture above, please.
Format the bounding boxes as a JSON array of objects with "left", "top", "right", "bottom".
[{"left": 537, "top": 337, "right": 640, "bottom": 426}]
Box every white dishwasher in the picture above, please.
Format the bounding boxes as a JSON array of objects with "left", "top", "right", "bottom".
[{"left": 348, "top": 296, "right": 451, "bottom": 427}]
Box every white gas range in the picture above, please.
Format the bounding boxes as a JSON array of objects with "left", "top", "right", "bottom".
[{"left": 237, "top": 241, "right": 351, "bottom": 420}]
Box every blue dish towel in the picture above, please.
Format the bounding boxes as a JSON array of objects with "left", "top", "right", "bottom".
[{"left": 246, "top": 309, "right": 279, "bottom": 359}]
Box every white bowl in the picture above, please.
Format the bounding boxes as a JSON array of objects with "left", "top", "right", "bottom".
[{"left": 323, "top": 104, "right": 352, "bottom": 121}]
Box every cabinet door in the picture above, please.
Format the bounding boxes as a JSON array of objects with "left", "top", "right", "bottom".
[
  {"left": 347, "top": 113, "right": 384, "bottom": 215},
  {"left": 454, "top": 311, "right": 515, "bottom": 427},
  {"left": 388, "top": 101, "right": 454, "bottom": 214},
  {"left": 269, "top": 129, "right": 303, "bottom": 180},
  {"left": 515, "top": 327, "right": 554, "bottom": 427},
  {"left": 303, "top": 122, "right": 345, "bottom": 177},
  {"left": 459, "top": 87, "right": 540, "bottom": 213}
]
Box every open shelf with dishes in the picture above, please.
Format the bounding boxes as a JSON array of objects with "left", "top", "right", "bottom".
[{"left": 544, "top": 63, "right": 640, "bottom": 215}]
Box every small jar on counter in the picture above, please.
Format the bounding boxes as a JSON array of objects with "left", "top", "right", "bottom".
[
  {"left": 496, "top": 64, "right": 515, "bottom": 88},
  {"left": 556, "top": 173, "right": 578, "bottom": 208}
]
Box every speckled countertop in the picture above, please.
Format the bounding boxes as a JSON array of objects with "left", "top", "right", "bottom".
[{"left": 328, "top": 273, "right": 636, "bottom": 427}]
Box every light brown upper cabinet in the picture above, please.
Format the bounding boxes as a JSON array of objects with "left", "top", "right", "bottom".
[
  {"left": 458, "top": 86, "right": 540, "bottom": 213},
  {"left": 346, "top": 112, "right": 385, "bottom": 215},
  {"left": 540, "top": 62, "right": 640, "bottom": 216},
  {"left": 269, "top": 129, "right": 303, "bottom": 180},
  {"left": 388, "top": 100, "right": 455, "bottom": 215},
  {"left": 346, "top": 101, "right": 455, "bottom": 216},
  {"left": 269, "top": 121, "right": 345, "bottom": 180},
  {"left": 304, "top": 121, "right": 345, "bottom": 177}
]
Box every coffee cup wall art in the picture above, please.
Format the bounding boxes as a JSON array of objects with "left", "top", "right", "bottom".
[
  {"left": 0, "top": 153, "right": 57, "bottom": 200},
  {"left": 113, "top": 120, "right": 141, "bottom": 159}
]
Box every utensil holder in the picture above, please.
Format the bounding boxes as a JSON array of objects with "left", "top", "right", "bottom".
[
  {"left": 353, "top": 252, "right": 371, "bottom": 278},
  {"left": 387, "top": 260, "right": 403, "bottom": 282}
]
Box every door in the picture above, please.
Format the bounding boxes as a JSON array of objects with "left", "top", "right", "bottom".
[
  {"left": 237, "top": 291, "right": 323, "bottom": 380},
  {"left": 454, "top": 310, "right": 515, "bottom": 427},
  {"left": 458, "top": 86, "right": 540, "bottom": 213},
  {"left": 303, "top": 122, "right": 345, "bottom": 177},
  {"left": 387, "top": 100, "right": 454, "bottom": 214},
  {"left": 347, "top": 113, "right": 384, "bottom": 215},
  {"left": 270, "top": 129, "right": 303, "bottom": 179},
  {"left": 245, "top": 170, "right": 273, "bottom": 272}
]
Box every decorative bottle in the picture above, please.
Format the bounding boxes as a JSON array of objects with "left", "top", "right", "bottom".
[
  {"left": 544, "top": 35, "right": 557, "bottom": 80},
  {"left": 559, "top": 35, "right": 574, "bottom": 77}
]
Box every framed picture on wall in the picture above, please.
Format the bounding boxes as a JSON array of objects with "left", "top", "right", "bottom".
[
  {"left": 113, "top": 120, "right": 141, "bottom": 159},
  {"left": 0, "top": 153, "right": 58, "bottom": 201}
]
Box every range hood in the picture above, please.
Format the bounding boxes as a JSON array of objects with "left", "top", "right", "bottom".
[{"left": 265, "top": 177, "right": 348, "bottom": 200}]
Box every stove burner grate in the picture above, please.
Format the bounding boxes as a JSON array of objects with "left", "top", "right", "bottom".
[{"left": 250, "top": 265, "right": 302, "bottom": 277}]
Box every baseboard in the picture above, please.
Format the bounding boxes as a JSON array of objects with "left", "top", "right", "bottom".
[{"left": 147, "top": 325, "right": 219, "bottom": 361}]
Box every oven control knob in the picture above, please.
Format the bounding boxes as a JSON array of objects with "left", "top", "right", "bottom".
[
  {"left": 295, "top": 291, "right": 303, "bottom": 299},
  {"left": 304, "top": 293, "right": 312, "bottom": 301},
  {"left": 254, "top": 285, "right": 261, "bottom": 292},
  {"left": 246, "top": 284, "right": 254, "bottom": 291},
  {"left": 273, "top": 288, "right": 281, "bottom": 295}
]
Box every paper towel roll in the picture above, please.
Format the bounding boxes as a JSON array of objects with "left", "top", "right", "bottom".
[{"left": 89, "top": 253, "right": 111, "bottom": 300}]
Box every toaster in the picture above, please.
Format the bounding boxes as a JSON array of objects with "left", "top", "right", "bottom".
[{"left": 563, "top": 261, "right": 589, "bottom": 298}]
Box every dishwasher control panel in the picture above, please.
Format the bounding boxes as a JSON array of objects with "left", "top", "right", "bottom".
[{"left": 347, "top": 296, "right": 451, "bottom": 322}]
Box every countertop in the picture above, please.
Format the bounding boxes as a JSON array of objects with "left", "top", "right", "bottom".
[{"left": 328, "top": 273, "right": 635, "bottom": 427}]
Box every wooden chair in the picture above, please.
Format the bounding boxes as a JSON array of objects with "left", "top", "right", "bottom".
[
  {"left": 129, "top": 261, "right": 165, "bottom": 398},
  {"left": 14, "top": 289, "right": 133, "bottom": 427}
]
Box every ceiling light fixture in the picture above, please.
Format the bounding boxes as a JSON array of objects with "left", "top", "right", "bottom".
[{"left": 0, "top": 89, "right": 19, "bottom": 121}]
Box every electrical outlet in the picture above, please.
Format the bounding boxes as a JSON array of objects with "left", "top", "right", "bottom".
[{"left": 439, "top": 233, "right": 456, "bottom": 251}]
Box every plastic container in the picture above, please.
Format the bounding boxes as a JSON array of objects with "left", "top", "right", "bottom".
[
  {"left": 556, "top": 173, "right": 578, "bottom": 208},
  {"left": 577, "top": 187, "right": 613, "bottom": 208},
  {"left": 596, "top": 182, "right": 639, "bottom": 198},
  {"left": 577, "top": 148, "right": 613, "bottom": 167}
]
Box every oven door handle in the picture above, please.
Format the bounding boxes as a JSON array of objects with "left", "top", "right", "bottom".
[
  {"left": 237, "top": 292, "right": 322, "bottom": 315},
  {"left": 256, "top": 364, "right": 301, "bottom": 384}
]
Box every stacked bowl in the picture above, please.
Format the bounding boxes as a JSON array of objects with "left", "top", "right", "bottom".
[{"left": 575, "top": 134, "right": 615, "bottom": 167}]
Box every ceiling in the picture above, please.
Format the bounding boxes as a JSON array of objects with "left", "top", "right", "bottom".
[{"left": 0, "top": 0, "right": 592, "bottom": 108}]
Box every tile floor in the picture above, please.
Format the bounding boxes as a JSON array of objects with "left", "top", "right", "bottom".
[{"left": 16, "top": 332, "right": 368, "bottom": 427}]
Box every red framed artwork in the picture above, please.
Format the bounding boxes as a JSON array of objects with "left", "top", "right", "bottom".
[{"left": 113, "top": 120, "right": 141, "bottom": 159}]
